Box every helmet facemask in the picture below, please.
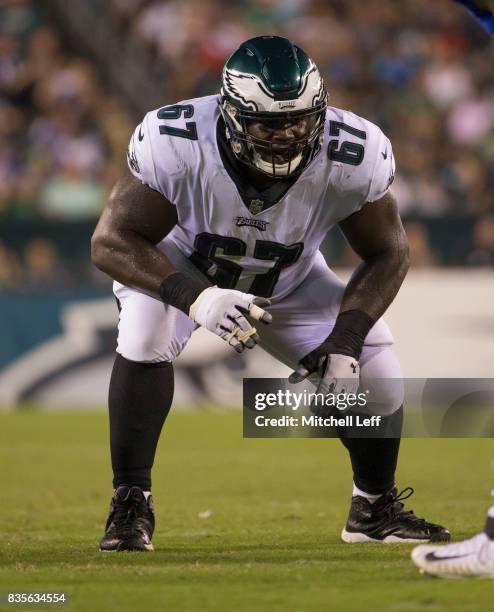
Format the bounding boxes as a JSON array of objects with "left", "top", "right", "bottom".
[{"left": 220, "top": 99, "right": 327, "bottom": 178}]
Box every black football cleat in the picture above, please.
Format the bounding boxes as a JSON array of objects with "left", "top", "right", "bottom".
[
  {"left": 341, "top": 486, "right": 450, "bottom": 544},
  {"left": 99, "top": 485, "right": 155, "bottom": 552}
]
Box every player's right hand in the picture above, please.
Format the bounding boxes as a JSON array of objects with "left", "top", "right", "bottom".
[{"left": 188, "top": 286, "right": 272, "bottom": 353}]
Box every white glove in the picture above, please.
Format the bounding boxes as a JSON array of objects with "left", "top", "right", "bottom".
[
  {"left": 314, "top": 354, "right": 360, "bottom": 400},
  {"left": 189, "top": 286, "right": 272, "bottom": 352},
  {"left": 290, "top": 353, "right": 360, "bottom": 414}
]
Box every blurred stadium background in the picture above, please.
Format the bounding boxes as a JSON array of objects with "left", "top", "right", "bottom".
[{"left": 0, "top": 0, "right": 493, "bottom": 409}]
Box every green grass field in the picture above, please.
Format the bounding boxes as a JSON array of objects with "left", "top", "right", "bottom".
[{"left": 1, "top": 410, "right": 493, "bottom": 611}]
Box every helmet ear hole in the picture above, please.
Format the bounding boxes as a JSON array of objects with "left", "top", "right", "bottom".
[{"left": 226, "top": 102, "right": 237, "bottom": 117}]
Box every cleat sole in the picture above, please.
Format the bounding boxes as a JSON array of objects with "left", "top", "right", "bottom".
[
  {"left": 116, "top": 540, "right": 154, "bottom": 552},
  {"left": 341, "top": 528, "right": 430, "bottom": 544}
]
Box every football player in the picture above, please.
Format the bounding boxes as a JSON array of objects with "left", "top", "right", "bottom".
[
  {"left": 412, "top": 507, "right": 494, "bottom": 577},
  {"left": 91, "top": 36, "right": 450, "bottom": 551}
]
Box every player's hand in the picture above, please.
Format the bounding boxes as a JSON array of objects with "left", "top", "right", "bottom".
[
  {"left": 289, "top": 349, "right": 360, "bottom": 412},
  {"left": 189, "top": 286, "right": 272, "bottom": 353}
]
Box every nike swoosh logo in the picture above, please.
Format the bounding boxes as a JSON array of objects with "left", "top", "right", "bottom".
[
  {"left": 425, "top": 551, "right": 473, "bottom": 562},
  {"left": 138, "top": 125, "right": 144, "bottom": 141},
  {"left": 381, "top": 151, "right": 387, "bottom": 160}
]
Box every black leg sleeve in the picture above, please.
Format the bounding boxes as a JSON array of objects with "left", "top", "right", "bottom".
[
  {"left": 338, "top": 406, "right": 403, "bottom": 495},
  {"left": 108, "top": 354, "right": 174, "bottom": 490}
]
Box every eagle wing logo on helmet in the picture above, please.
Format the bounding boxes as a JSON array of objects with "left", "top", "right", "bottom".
[
  {"left": 299, "top": 65, "right": 326, "bottom": 107},
  {"left": 298, "top": 65, "right": 317, "bottom": 97},
  {"left": 223, "top": 61, "right": 324, "bottom": 114},
  {"left": 223, "top": 69, "right": 271, "bottom": 111}
]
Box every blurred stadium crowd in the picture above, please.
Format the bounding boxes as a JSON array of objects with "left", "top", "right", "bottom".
[{"left": 0, "top": 0, "right": 493, "bottom": 290}]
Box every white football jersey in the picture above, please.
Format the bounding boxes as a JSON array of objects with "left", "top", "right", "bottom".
[{"left": 127, "top": 95, "right": 395, "bottom": 301}]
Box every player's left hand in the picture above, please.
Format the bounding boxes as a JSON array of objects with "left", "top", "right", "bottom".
[{"left": 289, "top": 349, "right": 360, "bottom": 402}]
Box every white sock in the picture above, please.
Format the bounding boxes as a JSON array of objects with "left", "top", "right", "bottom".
[{"left": 352, "top": 483, "right": 382, "bottom": 503}]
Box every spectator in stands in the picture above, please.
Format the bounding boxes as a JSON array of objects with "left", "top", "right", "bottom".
[
  {"left": 38, "top": 163, "right": 105, "bottom": 221},
  {"left": 404, "top": 221, "right": 438, "bottom": 268},
  {"left": 466, "top": 214, "right": 494, "bottom": 267},
  {"left": 23, "top": 238, "right": 71, "bottom": 289},
  {"left": 0, "top": 240, "right": 22, "bottom": 289}
]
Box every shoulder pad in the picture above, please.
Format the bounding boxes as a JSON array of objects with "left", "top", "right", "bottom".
[
  {"left": 326, "top": 108, "right": 395, "bottom": 205},
  {"left": 127, "top": 109, "right": 187, "bottom": 196},
  {"left": 127, "top": 96, "right": 220, "bottom": 199}
]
